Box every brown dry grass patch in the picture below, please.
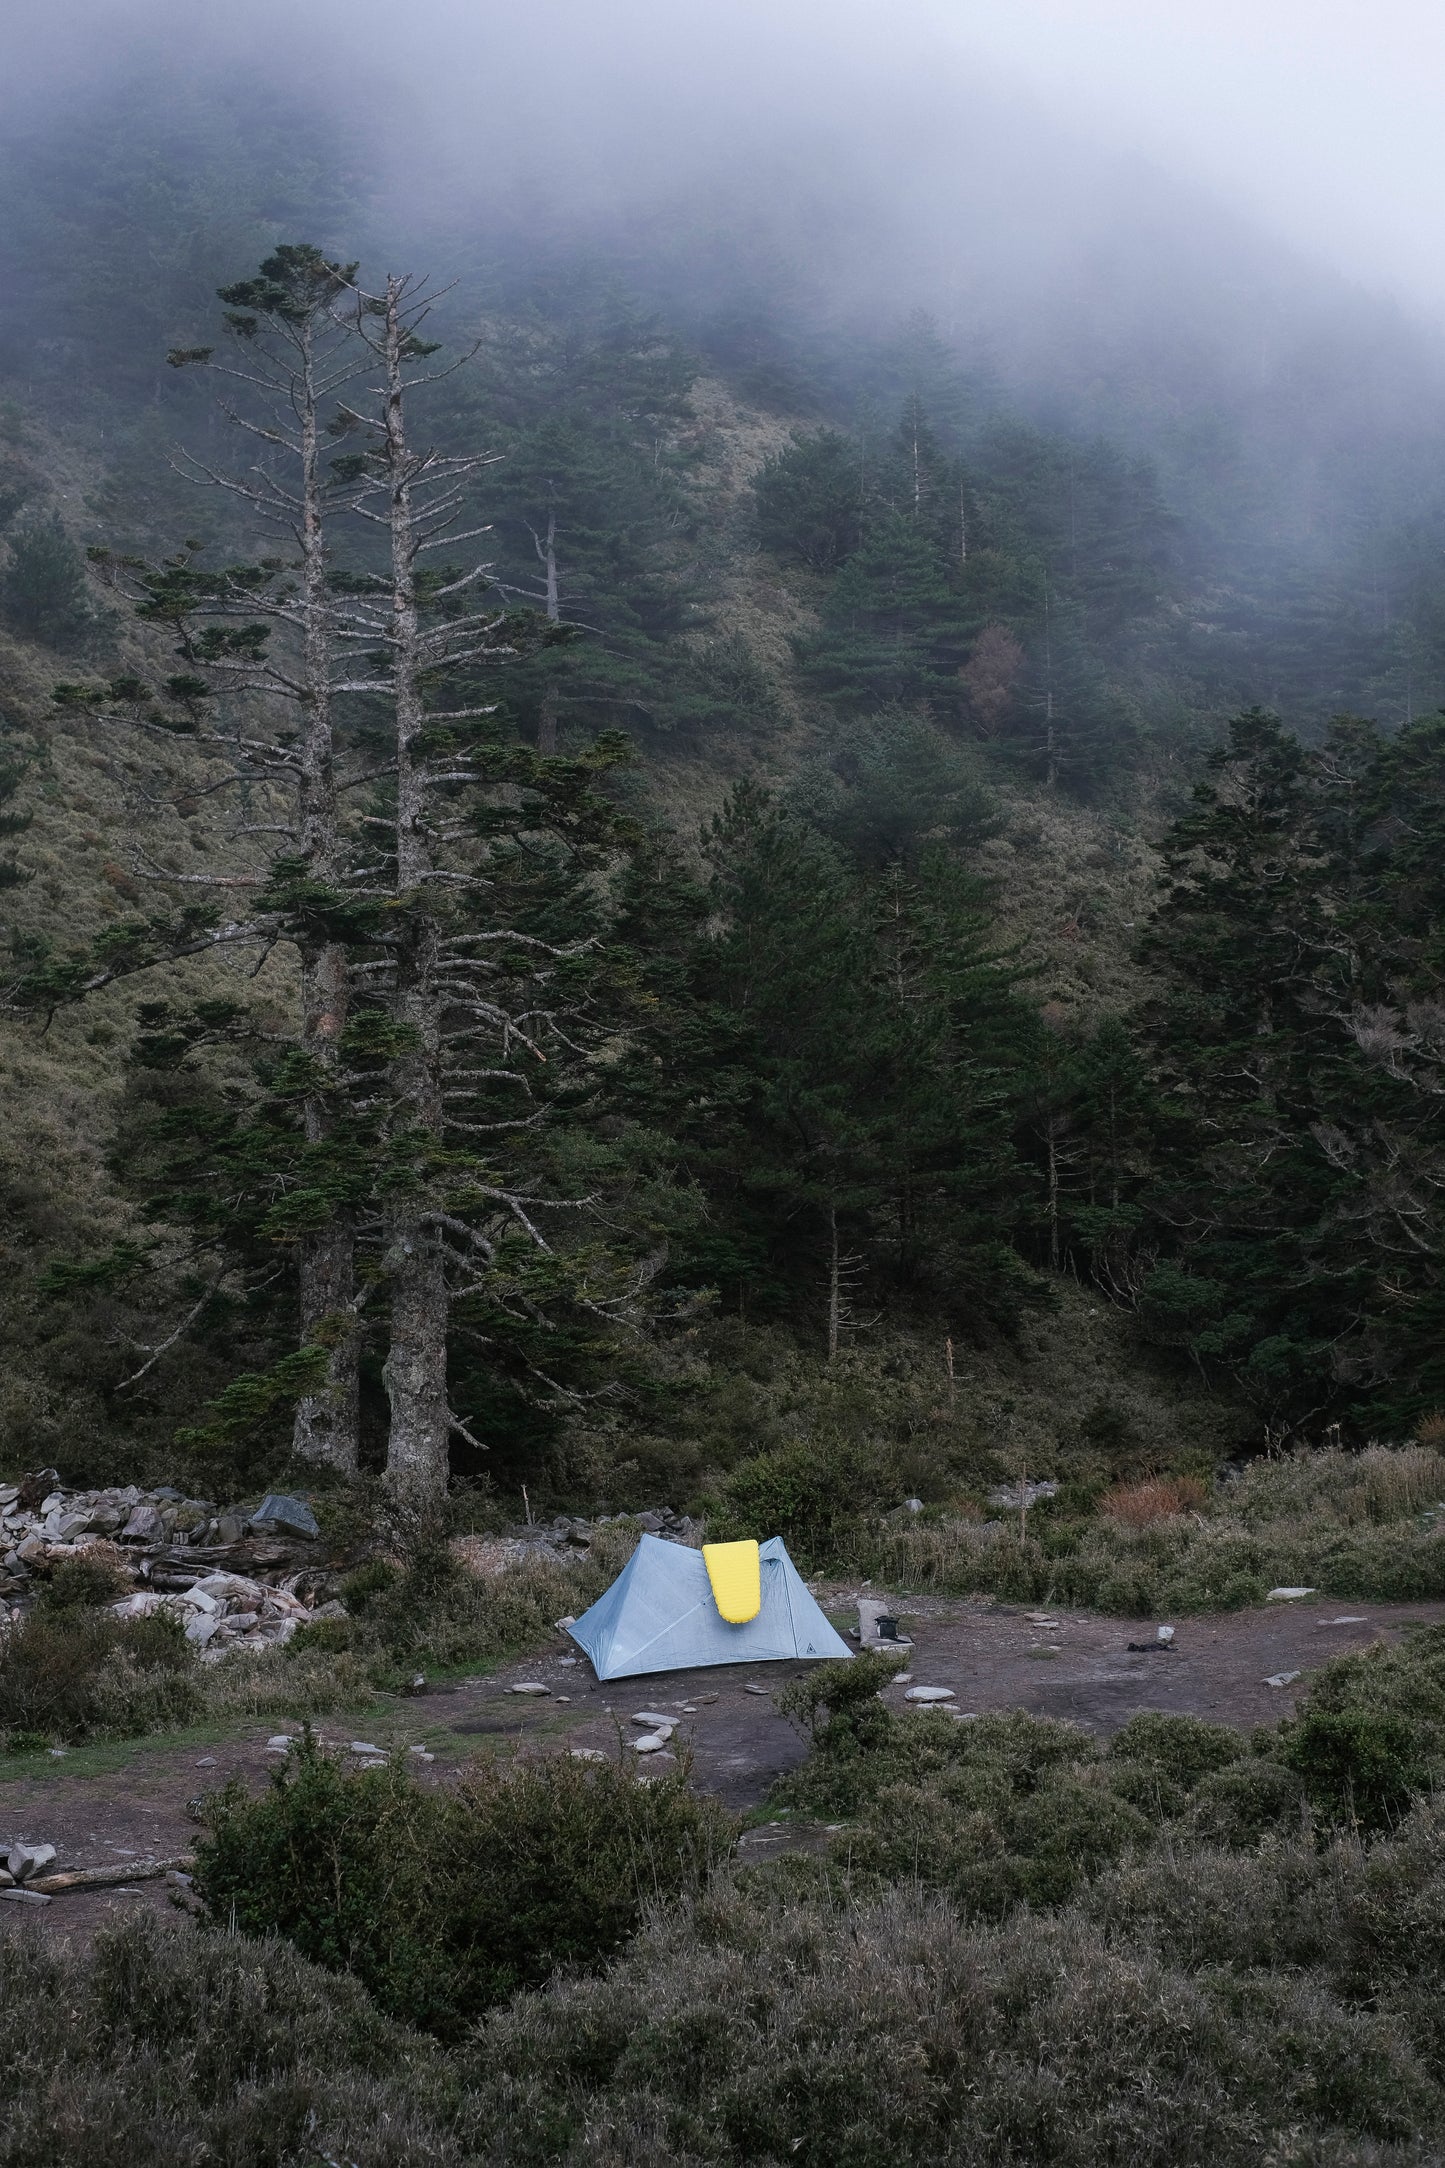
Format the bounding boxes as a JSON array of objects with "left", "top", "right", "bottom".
[{"left": 1102, "top": 1475, "right": 1209, "bottom": 1529}]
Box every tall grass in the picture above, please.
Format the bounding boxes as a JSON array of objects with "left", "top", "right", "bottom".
[{"left": 866, "top": 1444, "right": 1445, "bottom": 1611}]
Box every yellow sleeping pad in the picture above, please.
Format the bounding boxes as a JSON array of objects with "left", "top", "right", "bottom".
[{"left": 702, "top": 1539, "right": 762, "bottom": 1624}]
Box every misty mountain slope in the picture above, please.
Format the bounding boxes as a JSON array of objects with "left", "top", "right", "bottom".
[
  {"left": 0, "top": 338, "right": 1232, "bottom": 1484},
  {"left": 0, "top": 75, "right": 1439, "bottom": 1476}
]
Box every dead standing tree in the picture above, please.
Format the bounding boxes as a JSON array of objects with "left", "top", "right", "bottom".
[
  {"left": 156, "top": 246, "right": 372, "bottom": 1473},
  {"left": 337, "top": 272, "right": 645, "bottom": 1514},
  {"left": 328, "top": 271, "right": 664, "bottom": 1514}
]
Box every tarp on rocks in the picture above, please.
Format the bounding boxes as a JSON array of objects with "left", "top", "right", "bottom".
[{"left": 567, "top": 1533, "right": 852, "bottom": 1680}]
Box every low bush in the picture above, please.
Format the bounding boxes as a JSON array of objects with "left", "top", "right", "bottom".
[
  {"left": 13, "top": 1795, "right": 1445, "bottom": 2164},
  {"left": 774, "top": 1628, "right": 1445, "bottom": 1917},
  {"left": 329, "top": 1531, "right": 633, "bottom": 1676},
  {"left": 193, "top": 1735, "right": 734, "bottom": 2039},
  {"left": 708, "top": 1434, "right": 902, "bottom": 1565},
  {"left": 0, "top": 1598, "right": 200, "bottom": 1747},
  {"left": 0, "top": 1908, "right": 461, "bottom": 2168}
]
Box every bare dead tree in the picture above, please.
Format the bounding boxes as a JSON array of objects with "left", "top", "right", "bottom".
[
  {"left": 328, "top": 270, "right": 655, "bottom": 1512},
  {"left": 160, "top": 247, "right": 372, "bottom": 1472}
]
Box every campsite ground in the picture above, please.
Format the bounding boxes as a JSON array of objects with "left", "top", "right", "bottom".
[{"left": 5, "top": 1588, "right": 1444, "bottom": 1941}]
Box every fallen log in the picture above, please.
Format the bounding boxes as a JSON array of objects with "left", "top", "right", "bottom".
[{"left": 29, "top": 1855, "right": 195, "bottom": 1894}]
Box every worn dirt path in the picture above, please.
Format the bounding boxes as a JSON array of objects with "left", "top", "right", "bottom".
[{"left": 4, "top": 1591, "right": 1441, "bottom": 1939}]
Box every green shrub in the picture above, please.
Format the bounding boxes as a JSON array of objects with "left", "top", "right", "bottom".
[
  {"left": 710, "top": 1435, "right": 900, "bottom": 1564},
  {"left": 0, "top": 1603, "right": 199, "bottom": 1745},
  {"left": 193, "top": 1735, "right": 734, "bottom": 2038},
  {"left": 337, "top": 1535, "right": 627, "bottom": 1674},
  {"left": 36, "top": 1553, "right": 131, "bottom": 1614},
  {"left": 774, "top": 1650, "right": 908, "bottom": 1813},
  {"left": 338, "top": 1557, "right": 399, "bottom": 1612},
  {"left": 1107, "top": 1710, "right": 1246, "bottom": 1791},
  {"left": 0, "top": 1909, "right": 462, "bottom": 2168},
  {"left": 1186, "top": 1757, "right": 1305, "bottom": 1846},
  {"left": 1283, "top": 1708, "right": 1432, "bottom": 1833}
]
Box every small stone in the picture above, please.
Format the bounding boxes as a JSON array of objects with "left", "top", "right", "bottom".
[
  {"left": 0, "top": 1887, "right": 51, "bottom": 1906},
  {"left": 743, "top": 1684, "right": 770, "bottom": 1696},
  {"left": 1265, "top": 1670, "right": 1303, "bottom": 1689},
  {"left": 555, "top": 1615, "right": 577, "bottom": 1630},
  {"left": 1156, "top": 1625, "right": 1176, "bottom": 1644},
  {"left": 265, "top": 1735, "right": 297, "bottom": 1751},
  {"left": 404, "top": 1673, "right": 428, "bottom": 1695},
  {"left": 631, "top": 1711, "right": 674, "bottom": 1728},
  {"left": 570, "top": 1747, "right": 607, "bottom": 1762},
  {"left": 1266, "top": 1587, "right": 1316, "bottom": 1602},
  {"left": 507, "top": 1682, "right": 550, "bottom": 1696},
  {"left": 904, "top": 1686, "right": 955, "bottom": 1703},
  {"left": 347, "top": 1742, "right": 384, "bottom": 1757},
  {"left": 557, "top": 1657, "right": 578, "bottom": 1667},
  {"left": 121, "top": 1505, "right": 164, "bottom": 1542},
  {"left": 1318, "top": 1616, "right": 1369, "bottom": 1626},
  {"left": 632, "top": 1733, "right": 670, "bottom": 1753},
  {"left": 195, "top": 1756, "right": 217, "bottom": 1768},
  {"left": 407, "top": 1746, "right": 435, "bottom": 1761}
]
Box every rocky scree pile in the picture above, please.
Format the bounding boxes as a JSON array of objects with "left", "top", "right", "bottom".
[{"left": 0, "top": 1472, "right": 338, "bottom": 1655}]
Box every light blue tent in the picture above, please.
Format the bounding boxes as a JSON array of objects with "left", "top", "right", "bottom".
[{"left": 567, "top": 1534, "right": 853, "bottom": 1680}]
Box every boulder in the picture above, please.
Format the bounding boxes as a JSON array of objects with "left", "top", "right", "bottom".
[
  {"left": 248, "top": 1493, "right": 319, "bottom": 1539},
  {"left": 121, "top": 1505, "right": 164, "bottom": 1543},
  {"left": 8, "top": 1842, "right": 57, "bottom": 1882}
]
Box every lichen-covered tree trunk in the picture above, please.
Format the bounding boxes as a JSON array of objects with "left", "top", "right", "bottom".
[{"left": 290, "top": 315, "right": 359, "bottom": 1472}]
